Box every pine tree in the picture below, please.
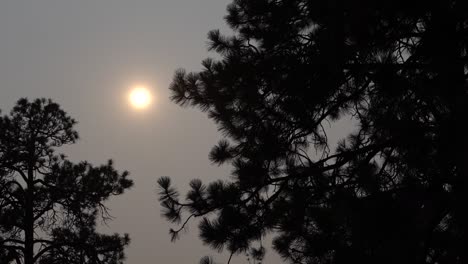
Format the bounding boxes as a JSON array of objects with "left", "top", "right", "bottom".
[
  {"left": 0, "top": 98, "right": 133, "bottom": 264},
  {"left": 158, "top": 0, "right": 468, "bottom": 263}
]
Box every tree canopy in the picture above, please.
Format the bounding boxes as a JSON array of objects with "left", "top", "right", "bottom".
[
  {"left": 0, "top": 98, "right": 133, "bottom": 264},
  {"left": 158, "top": 0, "right": 468, "bottom": 263}
]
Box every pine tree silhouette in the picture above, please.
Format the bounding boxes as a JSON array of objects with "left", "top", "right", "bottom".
[
  {"left": 159, "top": 1, "right": 468, "bottom": 263},
  {"left": 0, "top": 98, "right": 133, "bottom": 264}
]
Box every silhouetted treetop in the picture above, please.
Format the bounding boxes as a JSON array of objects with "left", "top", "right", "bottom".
[
  {"left": 0, "top": 98, "right": 133, "bottom": 264},
  {"left": 160, "top": 1, "right": 468, "bottom": 263}
]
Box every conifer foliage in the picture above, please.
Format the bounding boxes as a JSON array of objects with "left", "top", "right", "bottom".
[
  {"left": 0, "top": 98, "right": 133, "bottom": 264},
  {"left": 159, "top": 0, "right": 468, "bottom": 263}
]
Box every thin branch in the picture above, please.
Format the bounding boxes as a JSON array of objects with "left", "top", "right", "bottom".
[{"left": 227, "top": 252, "right": 234, "bottom": 264}]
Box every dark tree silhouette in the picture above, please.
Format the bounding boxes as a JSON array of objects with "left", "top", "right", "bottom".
[
  {"left": 0, "top": 98, "right": 133, "bottom": 264},
  {"left": 158, "top": 0, "right": 468, "bottom": 263}
]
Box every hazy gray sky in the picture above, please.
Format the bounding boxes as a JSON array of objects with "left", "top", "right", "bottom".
[
  {"left": 0, "top": 0, "right": 275, "bottom": 263},
  {"left": 0, "top": 1, "right": 356, "bottom": 263}
]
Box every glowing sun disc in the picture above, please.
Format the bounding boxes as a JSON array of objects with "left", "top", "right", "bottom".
[{"left": 129, "top": 87, "right": 152, "bottom": 109}]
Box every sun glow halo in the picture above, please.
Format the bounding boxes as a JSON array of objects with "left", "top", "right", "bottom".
[{"left": 129, "top": 87, "right": 152, "bottom": 109}]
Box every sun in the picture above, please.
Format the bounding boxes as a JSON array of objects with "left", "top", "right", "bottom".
[{"left": 129, "top": 87, "right": 152, "bottom": 109}]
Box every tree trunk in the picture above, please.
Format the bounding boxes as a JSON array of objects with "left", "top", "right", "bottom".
[
  {"left": 427, "top": 3, "right": 468, "bottom": 263},
  {"left": 24, "top": 148, "right": 35, "bottom": 264},
  {"left": 416, "top": 3, "right": 468, "bottom": 263}
]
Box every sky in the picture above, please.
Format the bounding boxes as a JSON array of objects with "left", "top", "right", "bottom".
[{"left": 0, "top": 1, "right": 355, "bottom": 263}]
